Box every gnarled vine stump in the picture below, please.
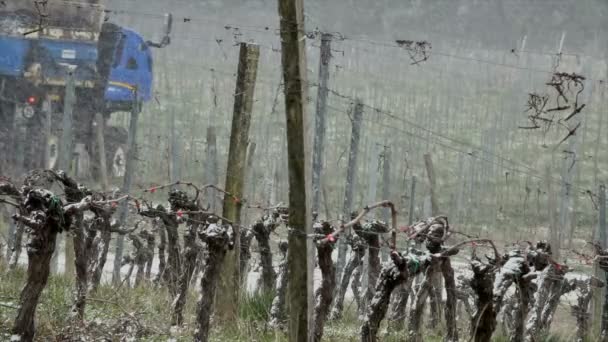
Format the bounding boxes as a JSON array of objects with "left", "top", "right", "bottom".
[
  {"left": 312, "top": 221, "right": 336, "bottom": 342},
  {"left": 470, "top": 259, "right": 498, "bottom": 342},
  {"left": 362, "top": 250, "right": 430, "bottom": 342},
  {"left": 331, "top": 234, "right": 366, "bottom": 320},
  {"left": 252, "top": 212, "right": 280, "bottom": 294},
  {"left": 269, "top": 241, "right": 289, "bottom": 329},
  {"left": 194, "top": 219, "right": 233, "bottom": 342}
]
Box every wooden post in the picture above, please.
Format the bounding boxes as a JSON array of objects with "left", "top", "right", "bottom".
[
  {"left": 367, "top": 143, "right": 379, "bottom": 205},
  {"left": 455, "top": 154, "right": 466, "bottom": 221},
  {"left": 594, "top": 185, "right": 607, "bottom": 331},
  {"left": 53, "top": 73, "right": 75, "bottom": 274},
  {"left": 112, "top": 95, "right": 141, "bottom": 284},
  {"left": 408, "top": 176, "right": 417, "bottom": 225},
  {"left": 311, "top": 33, "right": 332, "bottom": 214},
  {"left": 361, "top": 142, "right": 379, "bottom": 290},
  {"left": 277, "top": 0, "right": 312, "bottom": 339},
  {"left": 216, "top": 42, "right": 259, "bottom": 322},
  {"left": 57, "top": 74, "right": 75, "bottom": 172},
  {"left": 205, "top": 126, "right": 218, "bottom": 212},
  {"left": 0, "top": 79, "right": 16, "bottom": 176},
  {"left": 336, "top": 100, "right": 363, "bottom": 286},
  {"left": 424, "top": 153, "right": 439, "bottom": 216},
  {"left": 567, "top": 64, "right": 593, "bottom": 247},
  {"left": 94, "top": 112, "right": 109, "bottom": 190},
  {"left": 242, "top": 141, "right": 257, "bottom": 225},
  {"left": 467, "top": 151, "right": 477, "bottom": 221},
  {"left": 545, "top": 163, "right": 559, "bottom": 249},
  {"left": 381, "top": 146, "right": 391, "bottom": 260},
  {"left": 601, "top": 185, "right": 607, "bottom": 258},
  {"left": 42, "top": 96, "right": 53, "bottom": 169},
  {"left": 169, "top": 104, "right": 181, "bottom": 184}
]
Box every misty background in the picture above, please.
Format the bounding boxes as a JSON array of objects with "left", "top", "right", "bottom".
[{"left": 103, "top": 0, "right": 608, "bottom": 245}]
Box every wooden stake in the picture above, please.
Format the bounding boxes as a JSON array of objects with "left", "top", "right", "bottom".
[
  {"left": 336, "top": 100, "right": 363, "bottom": 286},
  {"left": 112, "top": 95, "right": 141, "bottom": 284},
  {"left": 381, "top": 145, "right": 391, "bottom": 260},
  {"left": 42, "top": 96, "right": 53, "bottom": 169},
  {"left": 205, "top": 126, "right": 218, "bottom": 212},
  {"left": 54, "top": 73, "right": 76, "bottom": 275},
  {"left": 216, "top": 42, "right": 259, "bottom": 322},
  {"left": 311, "top": 33, "right": 332, "bottom": 214},
  {"left": 242, "top": 141, "right": 257, "bottom": 225},
  {"left": 424, "top": 153, "right": 439, "bottom": 216},
  {"left": 594, "top": 184, "right": 607, "bottom": 331},
  {"left": 94, "top": 112, "right": 109, "bottom": 191},
  {"left": 277, "top": 0, "right": 312, "bottom": 339},
  {"left": 408, "top": 176, "right": 417, "bottom": 225}
]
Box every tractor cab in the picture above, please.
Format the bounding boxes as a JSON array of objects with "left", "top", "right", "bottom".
[{"left": 103, "top": 27, "right": 153, "bottom": 113}]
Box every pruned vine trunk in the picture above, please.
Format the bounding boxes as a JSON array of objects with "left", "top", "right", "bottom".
[
  {"left": 71, "top": 215, "right": 88, "bottom": 320},
  {"left": 144, "top": 232, "right": 155, "bottom": 281},
  {"left": 239, "top": 228, "right": 254, "bottom": 283},
  {"left": 470, "top": 260, "right": 497, "bottom": 342},
  {"left": 140, "top": 205, "right": 180, "bottom": 295},
  {"left": 536, "top": 266, "right": 574, "bottom": 337},
  {"left": 269, "top": 241, "right": 289, "bottom": 329},
  {"left": 387, "top": 277, "right": 414, "bottom": 332},
  {"left": 4, "top": 172, "right": 96, "bottom": 341},
  {"left": 155, "top": 219, "right": 167, "bottom": 284},
  {"left": 407, "top": 263, "right": 436, "bottom": 342},
  {"left": 441, "top": 257, "right": 458, "bottom": 342},
  {"left": 571, "top": 277, "right": 603, "bottom": 342},
  {"left": 362, "top": 251, "right": 427, "bottom": 342},
  {"left": 165, "top": 220, "right": 182, "bottom": 296},
  {"left": 366, "top": 234, "right": 381, "bottom": 304},
  {"left": 131, "top": 233, "right": 147, "bottom": 288},
  {"left": 601, "top": 271, "right": 608, "bottom": 342},
  {"left": 510, "top": 277, "right": 533, "bottom": 342},
  {"left": 8, "top": 221, "right": 24, "bottom": 269},
  {"left": 253, "top": 217, "right": 277, "bottom": 294},
  {"left": 331, "top": 236, "right": 365, "bottom": 320},
  {"left": 12, "top": 227, "right": 58, "bottom": 342},
  {"left": 89, "top": 229, "right": 111, "bottom": 291},
  {"left": 352, "top": 262, "right": 363, "bottom": 314},
  {"left": 194, "top": 221, "right": 232, "bottom": 342},
  {"left": 429, "top": 278, "right": 442, "bottom": 328},
  {"left": 172, "top": 216, "right": 204, "bottom": 326},
  {"left": 312, "top": 223, "right": 335, "bottom": 342},
  {"left": 524, "top": 265, "right": 552, "bottom": 341}
]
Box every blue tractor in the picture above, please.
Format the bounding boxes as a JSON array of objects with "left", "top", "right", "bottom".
[{"left": 0, "top": 0, "right": 171, "bottom": 178}]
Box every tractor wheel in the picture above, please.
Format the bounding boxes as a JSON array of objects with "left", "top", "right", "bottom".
[{"left": 105, "top": 126, "right": 129, "bottom": 178}]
